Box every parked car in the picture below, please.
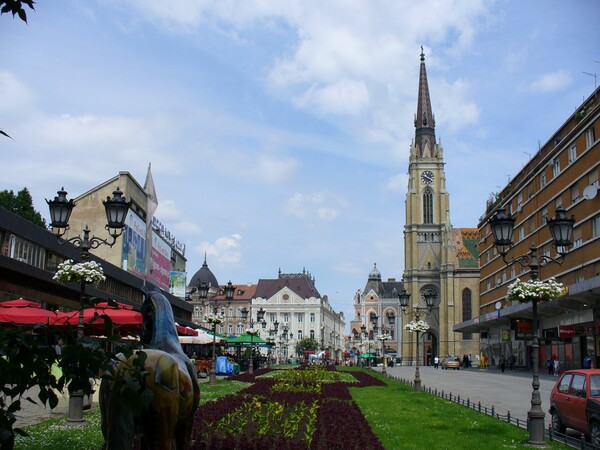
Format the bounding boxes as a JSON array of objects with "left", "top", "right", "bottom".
[
  {"left": 441, "top": 356, "right": 461, "bottom": 370},
  {"left": 549, "top": 369, "right": 600, "bottom": 445}
]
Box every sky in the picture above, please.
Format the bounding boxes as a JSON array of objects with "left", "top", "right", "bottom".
[{"left": 1, "top": 0, "right": 599, "bottom": 333}]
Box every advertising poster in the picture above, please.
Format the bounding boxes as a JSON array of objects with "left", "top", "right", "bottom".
[
  {"left": 148, "top": 231, "right": 171, "bottom": 290},
  {"left": 170, "top": 271, "right": 187, "bottom": 298},
  {"left": 121, "top": 210, "right": 146, "bottom": 277}
]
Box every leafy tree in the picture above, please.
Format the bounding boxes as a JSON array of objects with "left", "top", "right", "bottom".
[
  {"left": 0, "top": 188, "right": 46, "bottom": 228},
  {"left": 0, "top": 0, "right": 35, "bottom": 23},
  {"left": 295, "top": 337, "right": 320, "bottom": 356}
]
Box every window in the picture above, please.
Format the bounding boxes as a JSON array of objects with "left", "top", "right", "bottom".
[
  {"left": 297, "top": 313, "right": 304, "bottom": 323},
  {"left": 542, "top": 206, "right": 549, "bottom": 225},
  {"left": 552, "top": 159, "right": 561, "bottom": 178},
  {"left": 283, "top": 313, "right": 290, "bottom": 324},
  {"left": 540, "top": 173, "right": 547, "bottom": 188},
  {"left": 310, "top": 330, "right": 315, "bottom": 339},
  {"left": 529, "top": 216, "right": 536, "bottom": 233},
  {"left": 557, "top": 374, "right": 572, "bottom": 394},
  {"left": 573, "top": 227, "right": 583, "bottom": 249},
  {"left": 310, "top": 313, "right": 315, "bottom": 323},
  {"left": 423, "top": 188, "right": 433, "bottom": 223},
  {"left": 193, "top": 306, "right": 201, "bottom": 318},
  {"left": 527, "top": 182, "right": 535, "bottom": 199},
  {"left": 237, "top": 324, "right": 243, "bottom": 334},
  {"left": 517, "top": 191, "right": 523, "bottom": 208},
  {"left": 502, "top": 271, "right": 507, "bottom": 282},
  {"left": 7, "top": 234, "right": 46, "bottom": 269},
  {"left": 555, "top": 196, "right": 563, "bottom": 210},
  {"left": 510, "top": 267, "right": 516, "bottom": 279},
  {"left": 568, "top": 145, "right": 577, "bottom": 163},
  {"left": 590, "top": 170, "right": 599, "bottom": 187},
  {"left": 571, "top": 184, "right": 580, "bottom": 203},
  {"left": 518, "top": 227, "right": 525, "bottom": 240},
  {"left": 269, "top": 313, "right": 277, "bottom": 323},
  {"left": 586, "top": 127, "right": 596, "bottom": 149},
  {"left": 571, "top": 374, "right": 586, "bottom": 397},
  {"left": 593, "top": 215, "right": 600, "bottom": 238},
  {"left": 462, "top": 289, "right": 472, "bottom": 340},
  {"left": 297, "top": 330, "right": 303, "bottom": 340},
  {"left": 228, "top": 324, "right": 233, "bottom": 335},
  {"left": 229, "top": 307, "right": 234, "bottom": 318}
]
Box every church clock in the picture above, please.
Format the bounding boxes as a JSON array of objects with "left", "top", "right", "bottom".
[{"left": 421, "top": 170, "right": 434, "bottom": 184}]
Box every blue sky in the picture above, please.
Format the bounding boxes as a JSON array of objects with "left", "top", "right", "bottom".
[{"left": 1, "top": 0, "right": 598, "bottom": 332}]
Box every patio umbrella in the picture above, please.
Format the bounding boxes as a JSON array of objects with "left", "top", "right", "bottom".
[
  {"left": 359, "top": 353, "right": 376, "bottom": 359},
  {"left": 225, "top": 333, "right": 267, "bottom": 345},
  {"left": 52, "top": 301, "right": 142, "bottom": 333},
  {"left": 0, "top": 298, "right": 57, "bottom": 324}
]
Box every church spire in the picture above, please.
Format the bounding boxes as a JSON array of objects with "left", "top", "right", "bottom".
[{"left": 414, "top": 46, "right": 436, "bottom": 158}]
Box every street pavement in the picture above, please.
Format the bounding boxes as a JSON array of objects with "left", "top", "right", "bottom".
[{"left": 375, "top": 364, "right": 558, "bottom": 425}]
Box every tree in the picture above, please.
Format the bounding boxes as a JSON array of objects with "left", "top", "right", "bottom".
[
  {"left": 0, "top": 0, "right": 35, "bottom": 23},
  {"left": 0, "top": 188, "right": 46, "bottom": 228},
  {"left": 295, "top": 337, "right": 320, "bottom": 356}
]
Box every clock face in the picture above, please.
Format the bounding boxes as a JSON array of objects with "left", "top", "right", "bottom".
[{"left": 421, "top": 170, "right": 434, "bottom": 184}]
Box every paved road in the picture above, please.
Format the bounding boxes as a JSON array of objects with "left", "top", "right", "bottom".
[{"left": 375, "top": 365, "right": 558, "bottom": 424}]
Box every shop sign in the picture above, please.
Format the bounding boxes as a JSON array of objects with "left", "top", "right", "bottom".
[
  {"left": 559, "top": 325, "right": 575, "bottom": 338},
  {"left": 515, "top": 320, "right": 532, "bottom": 340},
  {"left": 501, "top": 329, "right": 510, "bottom": 341}
]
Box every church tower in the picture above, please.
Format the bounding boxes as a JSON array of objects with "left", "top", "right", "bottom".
[{"left": 401, "top": 48, "right": 480, "bottom": 364}]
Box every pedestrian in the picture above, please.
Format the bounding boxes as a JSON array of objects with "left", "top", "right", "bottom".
[
  {"left": 583, "top": 354, "right": 593, "bottom": 369},
  {"left": 547, "top": 358, "right": 554, "bottom": 375},
  {"left": 553, "top": 358, "right": 560, "bottom": 376},
  {"left": 500, "top": 355, "right": 506, "bottom": 373},
  {"left": 508, "top": 354, "right": 516, "bottom": 372},
  {"left": 54, "top": 339, "right": 63, "bottom": 356},
  {"left": 434, "top": 355, "right": 439, "bottom": 369}
]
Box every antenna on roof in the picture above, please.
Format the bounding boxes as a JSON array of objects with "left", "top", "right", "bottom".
[{"left": 582, "top": 71, "right": 597, "bottom": 91}]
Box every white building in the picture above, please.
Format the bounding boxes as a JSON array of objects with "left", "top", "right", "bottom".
[{"left": 253, "top": 269, "right": 345, "bottom": 362}]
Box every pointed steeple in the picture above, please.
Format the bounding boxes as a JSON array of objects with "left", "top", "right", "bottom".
[{"left": 414, "top": 46, "right": 436, "bottom": 158}]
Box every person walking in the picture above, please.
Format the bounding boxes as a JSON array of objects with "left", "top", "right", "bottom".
[
  {"left": 583, "top": 354, "right": 593, "bottom": 369},
  {"left": 434, "top": 355, "right": 439, "bottom": 369},
  {"left": 508, "top": 354, "right": 516, "bottom": 372},
  {"left": 500, "top": 355, "right": 506, "bottom": 373},
  {"left": 553, "top": 358, "right": 560, "bottom": 376}
]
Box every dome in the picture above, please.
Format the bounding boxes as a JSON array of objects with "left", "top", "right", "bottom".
[
  {"left": 368, "top": 263, "right": 381, "bottom": 281},
  {"left": 189, "top": 255, "right": 220, "bottom": 289}
]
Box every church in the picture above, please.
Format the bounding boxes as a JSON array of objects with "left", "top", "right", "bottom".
[{"left": 350, "top": 49, "right": 480, "bottom": 366}]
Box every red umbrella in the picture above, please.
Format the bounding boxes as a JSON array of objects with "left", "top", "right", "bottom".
[
  {"left": 176, "top": 324, "right": 198, "bottom": 336},
  {"left": 52, "top": 301, "right": 142, "bottom": 333},
  {"left": 0, "top": 298, "right": 57, "bottom": 324}
]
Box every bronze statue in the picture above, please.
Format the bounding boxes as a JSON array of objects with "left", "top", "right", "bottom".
[{"left": 100, "top": 286, "right": 199, "bottom": 449}]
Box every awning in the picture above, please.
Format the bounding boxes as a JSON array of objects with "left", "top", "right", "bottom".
[
  {"left": 0, "top": 298, "right": 57, "bottom": 324},
  {"left": 225, "top": 333, "right": 267, "bottom": 345}
]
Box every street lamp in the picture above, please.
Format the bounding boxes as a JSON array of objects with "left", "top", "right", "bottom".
[
  {"left": 47, "top": 186, "right": 130, "bottom": 424},
  {"left": 488, "top": 207, "right": 574, "bottom": 445},
  {"left": 200, "top": 280, "right": 234, "bottom": 386},
  {"left": 398, "top": 287, "right": 435, "bottom": 392},
  {"left": 240, "top": 306, "right": 265, "bottom": 374}
]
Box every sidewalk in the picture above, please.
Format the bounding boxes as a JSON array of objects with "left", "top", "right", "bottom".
[{"left": 376, "top": 365, "right": 559, "bottom": 423}]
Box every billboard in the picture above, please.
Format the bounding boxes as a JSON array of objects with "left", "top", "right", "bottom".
[
  {"left": 122, "top": 210, "right": 146, "bottom": 277},
  {"left": 147, "top": 231, "right": 171, "bottom": 290},
  {"left": 170, "top": 271, "right": 187, "bottom": 298}
]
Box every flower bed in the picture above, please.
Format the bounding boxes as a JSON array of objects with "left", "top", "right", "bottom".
[{"left": 191, "top": 366, "right": 385, "bottom": 449}]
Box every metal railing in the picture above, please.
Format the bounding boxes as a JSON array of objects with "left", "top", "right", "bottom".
[{"left": 389, "top": 374, "right": 600, "bottom": 450}]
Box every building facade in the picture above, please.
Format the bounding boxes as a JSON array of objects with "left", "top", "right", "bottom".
[
  {"left": 253, "top": 269, "right": 345, "bottom": 363},
  {"left": 455, "top": 86, "right": 600, "bottom": 371}
]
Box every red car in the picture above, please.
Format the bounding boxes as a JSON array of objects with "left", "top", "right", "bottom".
[{"left": 549, "top": 369, "right": 600, "bottom": 445}]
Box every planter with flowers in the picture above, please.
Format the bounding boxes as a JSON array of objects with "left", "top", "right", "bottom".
[
  {"left": 507, "top": 277, "right": 565, "bottom": 303},
  {"left": 404, "top": 320, "right": 429, "bottom": 333},
  {"left": 53, "top": 259, "right": 105, "bottom": 287},
  {"left": 205, "top": 313, "right": 225, "bottom": 326}
]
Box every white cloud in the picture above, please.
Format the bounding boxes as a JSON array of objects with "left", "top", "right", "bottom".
[
  {"left": 284, "top": 192, "right": 347, "bottom": 222},
  {"left": 0, "top": 70, "right": 34, "bottom": 117},
  {"left": 293, "top": 79, "right": 370, "bottom": 116},
  {"left": 384, "top": 173, "right": 408, "bottom": 193},
  {"left": 256, "top": 155, "right": 299, "bottom": 183},
  {"left": 435, "top": 78, "right": 480, "bottom": 131},
  {"left": 198, "top": 234, "right": 242, "bottom": 266},
  {"left": 530, "top": 70, "right": 571, "bottom": 93}
]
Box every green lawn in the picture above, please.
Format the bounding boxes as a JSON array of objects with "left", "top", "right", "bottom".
[{"left": 14, "top": 369, "right": 569, "bottom": 450}]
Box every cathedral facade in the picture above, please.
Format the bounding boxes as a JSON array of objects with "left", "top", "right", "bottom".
[{"left": 351, "top": 49, "right": 480, "bottom": 365}]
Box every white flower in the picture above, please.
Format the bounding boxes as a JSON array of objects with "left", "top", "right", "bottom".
[
  {"left": 507, "top": 278, "right": 565, "bottom": 303},
  {"left": 404, "top": 320, "right": 429, "bottom": 333},
  {"left": 205, "top": 313, "right": 225, "bottom": 325},
  {"left": 53, "top": 259, "right": 105, "bottom": 287},
  {"left": 377, "top": 334, "right": 392, "bottom": 341},
  {"left": 246, "top": 328, "right": 260, "bottom": 336}
]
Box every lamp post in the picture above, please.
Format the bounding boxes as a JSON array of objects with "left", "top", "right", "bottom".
[
  {"left": 240, "top": 306, "right": 265, "bottom": 374},
  {"left": 201, "top": 280, "right": 234, "bottom": 386},
  {"left": 488, "top": 207, "right": 574, "bottom": 445},
  {"left": 398, "top": 287, "right": 436, "bottom": 392},
  {"left": 47, "top": 187, "right": 130, "bottom": 424}
]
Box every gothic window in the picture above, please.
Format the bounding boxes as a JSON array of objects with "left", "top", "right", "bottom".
[
  {"left": 462, "top": 288, "right": 472, "bottom": 340},
  {"left": 423, "top": 188, "right": 433, "bottom": 223}
]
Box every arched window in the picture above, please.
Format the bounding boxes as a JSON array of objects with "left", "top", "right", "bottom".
[
  {"left": 462, "top": 288, "right": 472, "bottom": 340},
  {"left": 423, "top": 188, "right": 433, "bottom": 223}
]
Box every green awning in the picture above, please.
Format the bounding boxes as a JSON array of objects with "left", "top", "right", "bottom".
[
  {"left": 225, "top": 333, "right": 267, "bottom": 345},
  {"left": 359, "top": 353, "right": 376, "bottom": 359}
]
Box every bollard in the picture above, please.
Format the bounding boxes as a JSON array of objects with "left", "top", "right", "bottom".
[
  {"left": 491, "top": 405, "right": 495, "bottom": 418},
  {"left": 466, "top": 398, "right": 470, "bottom": 408},
  {"left": 478, "top": 401, "right": 481, "bottom": 412},
  {"left": 507, "top": 411, "right": 510, "bottom": 423},
  {"left": 457, "top": 394, "right": 460, "bottom": 404}
]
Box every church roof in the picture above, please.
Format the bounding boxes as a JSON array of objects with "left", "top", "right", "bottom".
[
  {"left": 363, "top": 264, "right": 404, "bottom": 298},
  {"left": 414, "top": 47, "right": 436, "bottom": 158},
  {"left": 454, "top": 228, "right": 480, "bottom": 269},
  {"left": 188, "top": 255, "right": 220, "bottom": 289}
]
